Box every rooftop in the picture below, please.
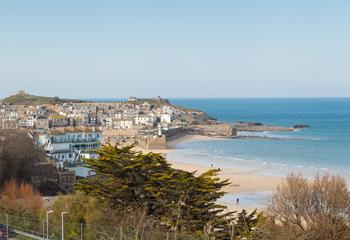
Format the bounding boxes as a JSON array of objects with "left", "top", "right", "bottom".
[{"left": 50, "top": 127, "right": 102, "bottom": 135}]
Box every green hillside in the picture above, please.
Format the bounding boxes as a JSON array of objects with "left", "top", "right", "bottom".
[{"left": 1, "top": 93, "right": 85, "bottom": 106}]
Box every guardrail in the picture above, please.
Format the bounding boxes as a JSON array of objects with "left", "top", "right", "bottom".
[{"left": 11, "top": 227, "right": 45, "bottom": 240}]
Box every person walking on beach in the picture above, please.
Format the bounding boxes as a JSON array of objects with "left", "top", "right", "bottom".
[{"left": 236, "top": 198, "right": 240, "bottom": 205}]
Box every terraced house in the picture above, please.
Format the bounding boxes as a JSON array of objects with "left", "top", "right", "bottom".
[{"left": 37, "top": 127, "right": 102, "bottom": 165}]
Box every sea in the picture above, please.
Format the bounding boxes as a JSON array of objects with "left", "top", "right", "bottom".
[
  {"left": 168, "top": 98, "right": 350, "bottom": 208},
  {"left": 92, "top": 97, "right": 350, "bottom": 208}
]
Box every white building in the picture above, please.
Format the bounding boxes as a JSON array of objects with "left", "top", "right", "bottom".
[
  {"left": 18, "top": 117, "right": 35, "bottom": 128},
  {"left": 134, "top": 114, "right": 155, "bottom": 126},
  {"left": 18, "top": 118, "right": 29, "bottom": 128},
  {"left": 118, "top": 120, "right": 134, "bottom": 129},
  {"left": 123, "top": 109, "right": 138, "bottom": 119},
  {"left": 161, "top": 113, "right": 173, "bottom": 124},
  {"left": 28, "top": 118, "right": 35, "bottom": 127},
  {"left": 37, "top": 127, "right": 102, "bottom": 164},
  {"left": 26, "top": 109, "right": 36, "bottom": 117},
  {"left": 106, "top": 117, "right": 113, "bottom": 127},
  {"left": 80, "top": 152, "right": 99, "bottom": 160},
  {"left": 9, "top": 111, "right": 18, "bottom": 120}
]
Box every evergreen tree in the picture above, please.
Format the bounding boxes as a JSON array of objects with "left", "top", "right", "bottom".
[{"left": 76, "top": 144, "right": 232, "bottom": 234}]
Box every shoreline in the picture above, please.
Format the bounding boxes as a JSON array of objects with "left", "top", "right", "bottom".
[
  {"left": 168, "top": 134, "right": 224, "bottom": 145},
  {"left": 136, "top": 134, "right": 285, "bottom": 211}
]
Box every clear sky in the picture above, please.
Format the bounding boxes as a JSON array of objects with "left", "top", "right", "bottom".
[{"left": 0, "top": 0, "right": 349, "bottom": 98}]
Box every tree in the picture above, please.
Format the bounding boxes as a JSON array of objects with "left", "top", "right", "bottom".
[
  {"left": 0, "top": 179, "right": 43, "bottom": 216},
  {"left": 0, "top": 130, "right": 45, "bottom": 186},
  {"left": 50, "top": 192, "right": 105, "bottom": 239},
  {"left": 37, "top": 180, "right": 62, "bottom": 196},
  {"left": 76, "top": 144, "right": 231, "bottom": 235},
  {"left": 256, "top": 173, "right": 350, "bottom": 240},
  {"left": 50, "top": 192, "right": 162, "bottom": 240}
]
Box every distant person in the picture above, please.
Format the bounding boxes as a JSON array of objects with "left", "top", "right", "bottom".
[
  {"left": 211, "top": 163, "right": 213, "bottom": 168},
  {"left": 236, "top": 198, "right": 240, "bottom": 205}
]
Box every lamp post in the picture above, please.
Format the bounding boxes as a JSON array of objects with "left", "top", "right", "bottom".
[
  {"left": 61, "top": 212, "right": 69, "bottom": 240},
  {"left": 6, "top": 214, "right": 8, "bottom": 240},
  {"left": 46, "top": 210, "right": 54, "bottom": 240}
]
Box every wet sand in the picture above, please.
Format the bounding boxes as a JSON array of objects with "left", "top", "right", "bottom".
[{"left": 135, "top": 134, "right": 285, "bottom": 210}]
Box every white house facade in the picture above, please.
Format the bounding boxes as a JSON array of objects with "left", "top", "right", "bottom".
[
  {"left": 161, "top": 113, "right": 173, "bottom": 124},
  {"left": 38, "top": 127, "right": 102, "bottom": 164}
]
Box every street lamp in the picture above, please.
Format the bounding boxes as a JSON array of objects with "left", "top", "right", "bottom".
[
  {"left": 61, "top": 212, "right": 69, "bottom": 240},
  {"left": 46, "top": 210, "right": 54, "bottom": 240}
]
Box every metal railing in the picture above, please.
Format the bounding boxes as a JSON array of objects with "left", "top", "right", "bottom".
[{"left": 0, "top": 212, "right": 205, "bottom": 240}]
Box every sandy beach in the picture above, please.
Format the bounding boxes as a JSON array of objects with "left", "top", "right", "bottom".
[{"left": 136, "top": 134, "right": 285, "bottom": 211}]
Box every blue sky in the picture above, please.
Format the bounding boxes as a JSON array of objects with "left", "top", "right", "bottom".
[{"left": 0, "top": 0, "right": 349, "bottom": 98}]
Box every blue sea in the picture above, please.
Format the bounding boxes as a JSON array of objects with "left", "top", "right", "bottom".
[
  {"left": 92, "top": 97, "right": 349, "bottom": 208},
  {"left": 168, "top": 98, "right": 350, "bottom": 182}
]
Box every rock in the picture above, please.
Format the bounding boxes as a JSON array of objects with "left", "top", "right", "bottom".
[
  {"left": 293, "top": 124, "right": 310, "bottom": 129},
  {"left": 237, "top": 121, "right": 263, "bottom": 126}
]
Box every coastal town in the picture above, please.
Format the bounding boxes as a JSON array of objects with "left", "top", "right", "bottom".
[
  {"left": 1, "top": 1, "right": 348, "bottom": 238},
  {"left": 0, "top": 91, "right": 238, "bottom": 192},
  {"left": 0, "top": 90, "right": 310, "bottom": 194}
]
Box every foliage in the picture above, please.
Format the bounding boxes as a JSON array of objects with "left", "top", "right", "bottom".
[
  {"left": 209, "top": 209, "right": 262, "bottom": 240},
  {"left": 36, "top": 180, "right": 62, "bottom": 196},
  {"left": 0, "top": 130, "right": 45, "bottom": 187},
  {"left": 50, "top": 192, "right": 167, "bottom": 240},
  {"left": 76, "top": 144, "right": 235, "bottom": 236},
  {"left": 0, "top": 179, "right": 43, "bottom": 216},
  {"left": 255, "top": 173, "right": 350, "bottom": 240},
  {"left": 1, "top": 93, "right": 84, "bottom": 106},
  {"left": 50, "top": 192, "right": 105, "bottom": 239}
]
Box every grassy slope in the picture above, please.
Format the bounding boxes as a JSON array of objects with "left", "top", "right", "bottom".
[{"left": 1, "top": 94, "right": 85, "bottom": 106}]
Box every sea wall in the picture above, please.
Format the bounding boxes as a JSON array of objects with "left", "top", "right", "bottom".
[
  {"left": 137, "top": 135, "right": 167, "bottom": 149},
  {"left": 188, "top": 124, "right": 237, "bottom": 137},
  {"left": 163, "top": 127, "right": 185, "bottom": 139}
]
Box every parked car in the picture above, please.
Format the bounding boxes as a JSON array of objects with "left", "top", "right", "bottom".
[{"left": 0, "top": 224, "right": 8, "bottom": 238}]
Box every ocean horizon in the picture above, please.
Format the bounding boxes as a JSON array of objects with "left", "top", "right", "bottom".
[
  {"left": 164, "top": 98, "right": 350, "bottom": 208},
  {"left": 89, "top": 97, "right": 350, "bottom": 182},
  {"left": 84, "top": 97, "right": 350, "bottom": 102},
  {"left": 167, "top": 98, "right": 350, "bottom": 182}
]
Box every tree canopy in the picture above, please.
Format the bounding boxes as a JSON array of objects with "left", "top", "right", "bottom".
[
  {"left": 76, "top": 144, "right": 232, "bottom": 234},
  {"left": 0, "top": 179, "right": 43, "bottom": 216},
  {"left": 253, "top": 173, "right": 350, "bottom": 240},
  {"left": 0, "top": 130, "right": 45, "bottom": 187}
]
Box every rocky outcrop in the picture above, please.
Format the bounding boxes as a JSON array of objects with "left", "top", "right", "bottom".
[
  {"left": 233, "top": 122, "right": 294, "bottom": 132},
  {"left": 293, "top": 124, "right": 310, "bottom": 129}
]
